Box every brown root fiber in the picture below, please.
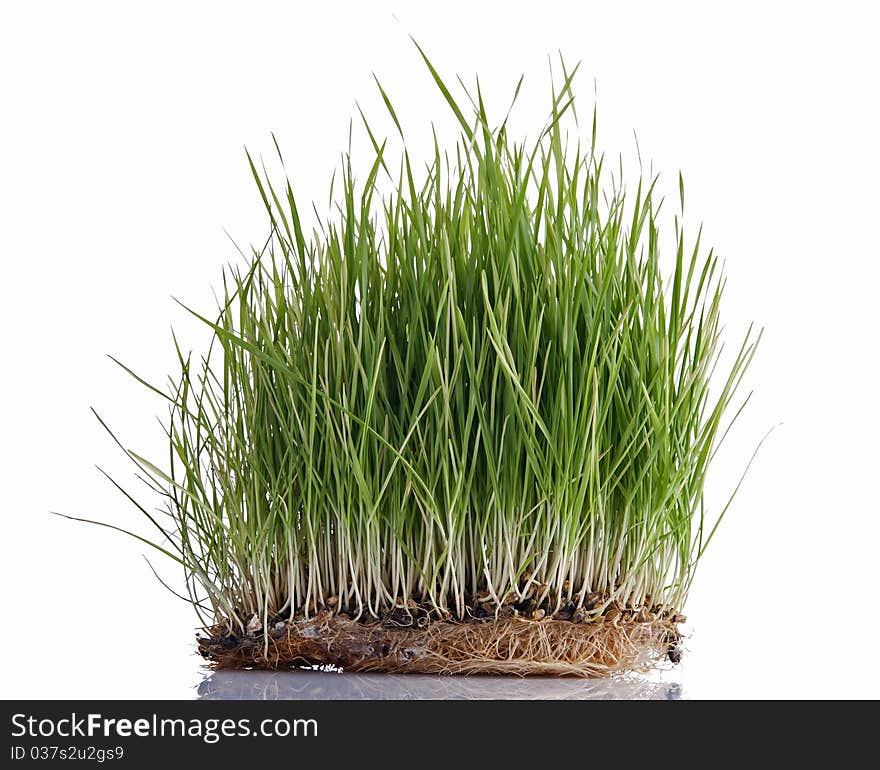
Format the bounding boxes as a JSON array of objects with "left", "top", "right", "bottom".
[{"left": 198, "top": 612, "right": 683, "bottom": 677}]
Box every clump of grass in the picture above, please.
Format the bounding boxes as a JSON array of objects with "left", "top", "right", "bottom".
[{"left": 81, "top": 49, "right": 758, "bottom": 659}]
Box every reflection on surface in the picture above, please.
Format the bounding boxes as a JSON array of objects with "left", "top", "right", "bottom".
[{"left": 197, "top": 669, "right": 681, "bottom": 700}]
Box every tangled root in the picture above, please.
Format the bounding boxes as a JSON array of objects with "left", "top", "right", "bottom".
[{"left": 198, "top": 612, "right": 682, "bottom": 677}]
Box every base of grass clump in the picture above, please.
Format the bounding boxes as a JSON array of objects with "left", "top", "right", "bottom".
[{"left": 198, "top": 603, "right": 684, "bottom": 677}]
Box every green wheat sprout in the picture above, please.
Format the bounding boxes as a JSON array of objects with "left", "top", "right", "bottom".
[{"left": 67, "top": 47, "right": 760, "bottom": 638}]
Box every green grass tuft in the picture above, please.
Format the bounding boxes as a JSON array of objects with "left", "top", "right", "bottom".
[{"left": 87, "top": 53, "right": 759, "bottom": 633}]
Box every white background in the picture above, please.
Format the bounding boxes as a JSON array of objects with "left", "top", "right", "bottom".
[{"left": 2, "top": 1, "right": 878, "bottom": 699}]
